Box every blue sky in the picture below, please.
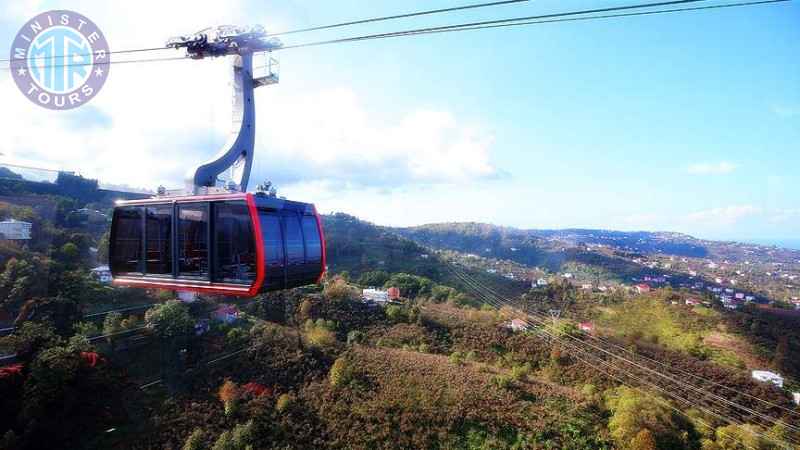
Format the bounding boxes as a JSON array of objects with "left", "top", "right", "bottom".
[{"left": 1, "top": 0, "right": 798, "bottom": 242}]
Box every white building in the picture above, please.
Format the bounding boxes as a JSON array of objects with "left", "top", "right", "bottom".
[
  {"left": 537, "top": 278, "right": 548, "bottom": 286},
  {"left": 90, "top": 265, "right": 112, "bottom": 283},
  {"left": 507, "top": 319, "right": 530, "bottom": 332},
  {"left": 751, "top": 370, "right": 784, "bottom": 388},
  {"left": 362, "top": 288, "right": 390, "bottom": 303},
  {"left": 793, "top": 392, "right": 800, "bottom": 406},
  {"left": 0, "top": 218, "right": 32, "bottom": 240}
]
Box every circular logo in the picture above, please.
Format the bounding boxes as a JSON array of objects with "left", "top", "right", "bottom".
[{"left": 9, "top": 10, "right": 109, "bottom": 110}]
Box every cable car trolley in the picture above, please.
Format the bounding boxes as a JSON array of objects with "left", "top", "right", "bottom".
[{"left": 109, "top": 25, "right": 326, "bottom": 296}]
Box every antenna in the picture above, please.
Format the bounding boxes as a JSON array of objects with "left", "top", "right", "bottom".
[{"left": 164, "top": 25, "right": 282, "bottom": 196}]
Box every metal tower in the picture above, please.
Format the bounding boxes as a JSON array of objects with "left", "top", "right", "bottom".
[{"left": 165, "top": 25, "right": 282, "bottom": 196}]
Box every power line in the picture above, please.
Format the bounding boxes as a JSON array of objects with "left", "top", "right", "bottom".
[
  {"left": 442, "top": 263, "right": 791, "bottom": 448},
  {"left": 469, "top": 267, "right": 800, "bottom": 420},
  {"left": 281, "top": 0, "right": 790, "bottom": 50},
  {"left": 2, "top": 55, "right": 188, "bottom": 71},
  {"left": 442, "top": 260, "right": 798, "bottom": 448},
  {"left": 267, "top": 0, "right": 537, "bottom": 36},
  {"left": 448, "top": 262, "right": 800, "bottom": 435},
  {"left": 0, "top": 46, "right": 168, "bottom": 64}
]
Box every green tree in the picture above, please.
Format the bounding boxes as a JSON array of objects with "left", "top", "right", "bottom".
[
  {"left": 144, "top": 300, "right": 193, "bottom": 338},
  {"left": 607, "top": 387, "right": 698, "bottom": 449},
  {"left": 356, "top": 270, "right": 389, "bottom": 287},
  {"left": 56, "top": 243, "right": 82, "bottom": 268},
  {"left": 330, "top": 356, "right": 354, "bottom": 387},
  {"left": 183, "top": 428, "right": 205, "bottom": 450},
  {"left": 97, "top": 231, "right": 111, "bottom": 264}
]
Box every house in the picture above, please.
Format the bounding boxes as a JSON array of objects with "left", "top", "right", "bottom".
[
  {"left": 563, "top": 273, "right": 573, "bottom": 279},
  {"left": 685, "top": 297, "right": 699, "bottom": 306},
  {"left": 715, "top": 277, "right": 724, "bottom": 284},
  {"left": 0, "top": 218, "right": 32, "bottom": 240},
  {"left": 503, "top": 273, "right": 516, "bottom": 280},
  {"left": 537, "top": 278, "right": 548, "bottom": 286},
  {"left": 507, "top": 319, "right": 530, "bottom": 332},
  {"left": 387, "top": 286, "right": 401, "bottom": 300},
  {"left": 724, "top": 301, "right": 742, "bottom": 310},
  {"left": 362, "top": 288, "right": 390, "bottom": 303},
  {"left": 420, "top": 254, "right": 429, "bottom": 259},
  {"left": 579, "top": 322, "right": 596, "bottom": 332},
  {"left": 745, "top": 295, "right": 755, "bottom": 302},
  {"left": 752, "top": 370, "right": 784, "bottom": 388},
  {"left": 598, "top": 285, "right": 608, "bottom": 292},
  {"left": 635, "top": 283, "right": 651, "bottom": 294},
  {"left": 581, "top": 284, "right": 593, "bottom": 290},
  {"left": 487, "top": 269, "right": 498, "bottom": 274},
  {"left": 195, "top": 319, "right": 211, "bottom": 336},
  {"left": 177, "top": 291, "right": 198, "bottom": 303},
  {"left": 735, "top": 293, "right": 745, "bottom": 300},
  {"left": 793, "top": 392, "right": 800, "bottom": 406},
  {"left": 210, "top": 304, "right": 239, "bottom": 323},
  {"left": 90, "top": 265, "right": 112, "bottom": 283},
  {"left": 689, "top": 270, "right": 698, "bottom": 277}
]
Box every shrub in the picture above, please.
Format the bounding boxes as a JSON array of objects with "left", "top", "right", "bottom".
[
  {"left": 183, "top": 428, "right": 205, "bottom": 450},
  {"left": 449, "top": 351, "right": 464, "bottom": 365},
  {"left": 219, "top": 380, "right": 239, "bottom": 418},
  {"left": 330, "top": 357, "right": 354, "bottom": 387},
  {"left": 510, "top": 363, "right": 532, "bottom": 381},
  {"left": 490, "top": 375, "right": 508, "bottom": 388},
  {"left": 306, "top": 327, "right": 337, "bottom": 351},
  {"left": 386, "top": 305, "right": 403, "bottom": 321},
  {"left": 418, "top": 343, "right": 430, "bottom": 353},
  {"left": 323, "top": 283, "right": 351, "bottom": 301},
  {"left": 227, "top": 327, "right": 245, "bottom": 341},
  {"left": 276, "top": 393, "right": 293, "bottom": 413},
  {"left": 346, "top": 330, "right": 364, "bottom": 346}
]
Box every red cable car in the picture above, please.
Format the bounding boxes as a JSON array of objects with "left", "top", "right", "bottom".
[
  {"left": 109, "top": 193, "right": 325, "bottom": 296},
  {"left": 108, "top": 27, "right": 326, "bottom": 296}
]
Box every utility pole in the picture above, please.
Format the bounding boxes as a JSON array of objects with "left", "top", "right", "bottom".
[{"left": 548, "top": 309, "right": 561, "bottom": 329}]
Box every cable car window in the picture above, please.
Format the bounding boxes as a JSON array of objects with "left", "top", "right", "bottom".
[
  {"left": 110, "top": 206, "right": 142, "bottom": 275},
  {"left": 301, "top": 216, "right": 322, "bottom": 261},
  {"left": 284, "top": 216, "right": 304, "bottom": 264},
  {"left": 215, "top": 201, "right": 255, "bottom": 283},
  {"left": 260, "top": 213, "right": 284, "bottom": 265},
  {"left": 145, "top": 206, "right": 172, "bottom": 275},
  {"left": 178, "top": 204, "right": 208, "bottom": 278}
]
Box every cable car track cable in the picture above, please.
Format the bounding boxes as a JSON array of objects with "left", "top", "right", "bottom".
[{"left": 280, "top": 0, "right": 790, "bottom": 50}]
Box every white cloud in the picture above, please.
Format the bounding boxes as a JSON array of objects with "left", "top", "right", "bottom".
[
  {"left": 255, "top": 87, "right": 498, "bottom": 188},
  {"left": 684, "top": 161, "right": 739, "bottom": 175},
  {"left": 686, "top": 205, "right": 762, "bottom": 224},
  {"left": 1, "top": 0, "right": 499, "bottom": 192}
]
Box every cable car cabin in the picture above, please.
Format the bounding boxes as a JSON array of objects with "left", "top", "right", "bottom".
[{"left": 109, "top": 193, "right": 326, "bottom": 296}]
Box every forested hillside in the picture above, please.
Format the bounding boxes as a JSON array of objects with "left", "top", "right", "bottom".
[{"left": 0, "top": 182, "right": 798, "bottom": 449}]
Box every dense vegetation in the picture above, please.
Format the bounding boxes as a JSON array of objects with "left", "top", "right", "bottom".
[{"left": 0, "top": 178, "right": 799, "bottom": 449}]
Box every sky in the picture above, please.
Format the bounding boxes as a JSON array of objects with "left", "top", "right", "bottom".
[{"left": 0, "top": 0, "right": 798, "bottom": 243}]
